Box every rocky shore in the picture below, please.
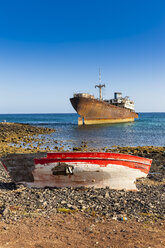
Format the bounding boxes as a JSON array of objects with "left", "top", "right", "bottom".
[
  {"left": 0, "top": 123, "right": 164, "bottom": 224},
  {"left": 0, "top": 122, "right": 55, "bottom": 156}
]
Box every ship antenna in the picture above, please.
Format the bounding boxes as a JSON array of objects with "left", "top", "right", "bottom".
[
  {"left": 99, "top": 68, "right": 101, "bottom": 83},
  {"left": 95, "top": 69, "right": 105, "bottom": 100}
]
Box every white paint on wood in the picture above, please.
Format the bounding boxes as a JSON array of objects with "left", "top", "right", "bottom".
[{"left": 23, "top": 162, "right": 147, "bottom": 190}]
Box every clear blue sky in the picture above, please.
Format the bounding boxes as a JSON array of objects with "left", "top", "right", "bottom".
[{"left": 0, "top": 0, "right": 164, "bottom": 113}]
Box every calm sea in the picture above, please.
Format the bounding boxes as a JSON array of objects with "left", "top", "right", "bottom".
[{"left": 0, "top": 113, "right": 165, "bottom": 149}]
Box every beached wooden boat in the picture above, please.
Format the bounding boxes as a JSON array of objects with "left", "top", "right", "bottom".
[{"left": 1, "top": 152, "right": 152, "bottom": 190}]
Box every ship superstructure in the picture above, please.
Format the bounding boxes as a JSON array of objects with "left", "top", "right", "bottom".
[{"left": 107, "top": 92, "right": 135, "bottom": 111}]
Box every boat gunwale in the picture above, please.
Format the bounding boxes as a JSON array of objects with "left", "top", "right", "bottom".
[
  {"left": 36, "top": 157, "right": 152, "bottom": 166},
  {"left": 47, "top": 152, "right": 152, "bottom": 165}
]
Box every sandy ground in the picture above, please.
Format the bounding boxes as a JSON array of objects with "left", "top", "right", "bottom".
[{"left": 0, "top": 212, "right": 164, "bottom": 248}]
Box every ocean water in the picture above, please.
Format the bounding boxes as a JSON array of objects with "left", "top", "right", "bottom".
[{"left": 0, "top": 113, "right": 165, "bottom": 149}]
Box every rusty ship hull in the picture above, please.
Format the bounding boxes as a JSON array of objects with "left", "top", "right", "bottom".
[{"left": 70, "top": 96, "right": 138, "bottom": 125}]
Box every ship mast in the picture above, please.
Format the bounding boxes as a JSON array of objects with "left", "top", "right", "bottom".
[{"left": 95, "top": 70, "right": 105, "bottom": 100}]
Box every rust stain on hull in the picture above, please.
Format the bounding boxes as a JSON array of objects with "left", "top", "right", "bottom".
[{"left": 70, "top": 97, "right": 138, "bottom": 125}]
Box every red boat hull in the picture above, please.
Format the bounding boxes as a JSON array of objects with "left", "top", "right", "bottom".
[{"left": 33, "top": 152, "right": 151, "bottom": 190}]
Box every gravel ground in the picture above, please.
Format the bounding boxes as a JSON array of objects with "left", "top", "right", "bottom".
[{"left": 0, "top": 161, "right": 164, "bottom": 223}]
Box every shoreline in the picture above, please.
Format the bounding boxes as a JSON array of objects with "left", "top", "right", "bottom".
[
  {"left": 0, "top": 122, "right": 164, "bottom": 184},
  {"left": 0, "top": 123, "right": 164, "bottom": 247}
]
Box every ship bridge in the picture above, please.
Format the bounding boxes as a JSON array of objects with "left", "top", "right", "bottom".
[{"left": 109, "top": 92, "right": 135, "bottom": 111}]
